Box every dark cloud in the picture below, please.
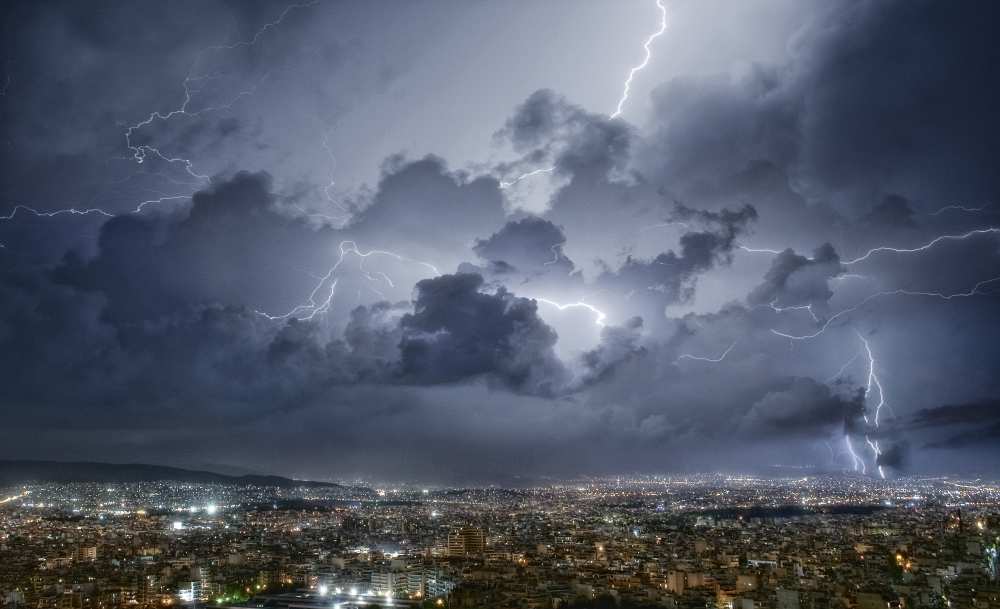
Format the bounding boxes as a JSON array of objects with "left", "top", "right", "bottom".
[
  {"left": 499, "top": 89, "right": 574, "bottom": 152},
  {"left": 346, "top": 156, "right": 507, "bottom": 271},
  {"left": 876, "top": 441, "right": 909, "bottom": 471},
  {"left": 908, "top": 401, "right": 1000, "bottom": 450},
  {"left": 399, "top": 273, "right": 567, "bottom": 395},
  {"left": 580, "top": 316, "right": 645, "bottom": 384},
  {"left": 863, "top": 195, "right": 917, "bottom": 229},
  {"left": 748, "top": 243, "right": 844, "bottom": 314},
  {"left": 910, "top": 401, "right": 1000, "bottom": 429},
  {"left": 739, "top": 378, "right": 865, "bottom": 439},
  {"left": 593, "top": 204, "right": 757, "bottom": 328},
  {"left": 636, "top": 0, "right": 1000, "bottom": 258},
  {"left": 53, "top": 171, "right": 334, "bottom": 322},
  {"left": 790, "top": 1, "right": 1000, "bottom": 209},
  {"left": 924, "top": 423, "right": 1000, "bottom": 450},
  {"left": 473, "top": 216, "right": 574, "bottom": 276},
  {"left": 498, "top": 88, "right": 633, "bottom": 183}
]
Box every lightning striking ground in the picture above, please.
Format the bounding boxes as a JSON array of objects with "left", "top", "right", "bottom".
[
  {"left": 844, "top": 435, "right": 865, "bottom": 475},
  {"left": 752, "top": 227, "right": 1000, "bottom": 477}
]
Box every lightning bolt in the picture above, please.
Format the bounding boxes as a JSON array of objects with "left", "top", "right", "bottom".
[
  {"left": 676, "top": 340, "right": 737, "bottom": 363},
  {"left": 842, "top": 227, "right": 999, "bottom": 265},
  {"left": 770, "top": 276, "right": 1000, "bottom": 341},
  {"left": 204, "top": 1, "right": 319, "bottom": 53},
  {"left": 315, "top": 130, "right": 351, "bottom": 219},
  {"left": 639, "top": 221, "right": 691, "bottom": 233},
  {"left": 610, "top": 0, "right": 667, "bottom": 119},
  {"left": 124, "top": 1, "right": 318, "bottom": 175},
  {"left": 825, "top": 346, "right": 873, "bottom": 475},
  {"left": 865, "top": 436, "right": 885, "bottom": 480},
  {"left": 844, "top": 435, "right": 865, "bottom": 475},
  {"left": 532, "top": 298, "right": 607, "bottom": 327},
  {"left": 826, "top": 332, "right": 888, "bottom": 479},
  {"left": 1, "top": 196, "right": 196, "bottom": 249},
  {"left": 737, "top": 244, "right": 786, "bottom": 256},
  {"left": 500, "top": 0, "right": 667, "bottom": 189},
  {"left": 498, "top": 167, "right": 556, "bottom": 190},
  {"left": 740, "top": 226, "right": 1000, "bottom": 267},
  {"left": 929, "top": 203, "right": 992, "bottom": 216},
  {"left": 826, "top": 349, "right": 862, "bottom": 383},
  {"left": 1, "top": 205, "right": 114, "bottom": 221},
  {"left": 857, "top": 332, "right": 886, "bottom": 429},
  {"left": 830, "top": 273, "right": 872, "bottom": 283},
  {"left": 767, "top": 301, "right": 820, "bottom": 323},
  {"left": 2, "top": 1, "right": 318, "bottom": 252},
  {"left": 748, "top": 226, "right": 1000, "bottom": 478},
  {"left": 124, "top": 77, "right": 266, "bottom": 177},
  {"left": 254, "top": 240, "right": 439, "bottom": 321},
  {"left": 754, "top": 226, "right": 1000, "bottom": 476}
]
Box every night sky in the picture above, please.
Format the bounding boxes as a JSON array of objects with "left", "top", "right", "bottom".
[{"left": 2, "top": 0, "right": 999, "bottom": 483}]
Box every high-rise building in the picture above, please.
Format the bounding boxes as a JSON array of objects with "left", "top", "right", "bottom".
[
  {"left": 370, "top": 570, "right": 406, "bottom": 598},
  {"left": 406, "top": 570, "right": 425, "bottom": 598},
  {"left": 447, "top": 527, "right": 485, "bottom": 557},
  {"left": 424, "top": 569, "right": 455, "bottom": 598}
]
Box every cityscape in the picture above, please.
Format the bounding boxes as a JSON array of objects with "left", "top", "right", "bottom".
[{"left": 2, "top": 476, "right": 999, "bottom": 608}]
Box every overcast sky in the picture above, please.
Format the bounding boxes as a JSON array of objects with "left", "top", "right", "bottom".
[{"left": 2, "top": 0, "right": 999, "bottom": 483}]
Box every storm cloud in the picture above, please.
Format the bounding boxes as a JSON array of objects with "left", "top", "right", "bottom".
[{"left": 1, "top": 0, "right": 999, "bottom": 480}]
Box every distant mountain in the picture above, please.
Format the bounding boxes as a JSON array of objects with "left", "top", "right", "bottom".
[
  {"left": 0, "top": 460, "right": 341, "bottom": 488},
  {"left": 179, "top": 462, "right": 270, "bottom": 477}
]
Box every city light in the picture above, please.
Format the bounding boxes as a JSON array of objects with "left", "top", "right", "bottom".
[{"left": 1, "top": 477, "right": 997, "bottom": 608}]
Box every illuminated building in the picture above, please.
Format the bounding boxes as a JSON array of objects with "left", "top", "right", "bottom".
[{"left": 447, "top": 526, "right": 485, "bottom": 557}]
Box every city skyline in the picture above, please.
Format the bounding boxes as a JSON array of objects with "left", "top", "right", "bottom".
[
  {"left": 2, "top": 0, "right": 1000, "bottom": 482},
  {"left": 2, "top": 475, "right": 999, "bottom": 608}
]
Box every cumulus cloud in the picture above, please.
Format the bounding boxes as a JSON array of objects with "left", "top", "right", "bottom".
[
  {"left": 580, "top": 316, "right": 645, "bottom": 384},
  {"left": 593, "top": 203, "right": 757, "bottom": 328},
  {"left": 748, "top": 243, "right": 844, "bottom": 315},
  {"left": 499, "top": 90, "right": 632, "bottom": 172},
  {"left": 472, "top": 216, "right": 574, "bottom": 277},
  {"left": 908, "top": 401, "right": 1000, "bottom": 450},
  {"left": 739, "top": 378, "right": 865, "bottom": 439},
  {"left": 51, "top": 171, "right": 343, "bottom": 322},
  {"left": 399, "top": 273, "right": 567, "bottom": 394}
]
